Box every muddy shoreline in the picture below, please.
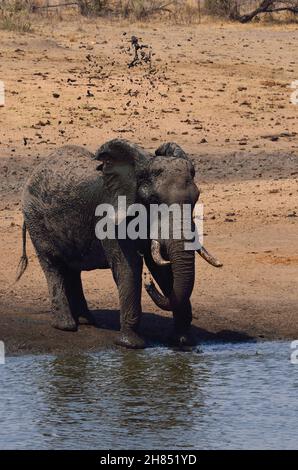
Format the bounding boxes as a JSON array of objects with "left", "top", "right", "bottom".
[{"left": 1, "top": 299, "right": 296, "bottom": 357}]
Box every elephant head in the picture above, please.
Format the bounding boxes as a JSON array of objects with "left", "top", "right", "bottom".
[{"left": 95, "top": 139, "right": 222, "bottom": 337}]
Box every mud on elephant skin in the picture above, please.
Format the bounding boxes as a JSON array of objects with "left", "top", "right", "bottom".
[{"left": 17, "top": 139, "right": 222, "bottom": 349}]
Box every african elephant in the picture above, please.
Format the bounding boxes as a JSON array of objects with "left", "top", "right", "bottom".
[{"left": 17, "top": 139, "right": 222, "bottom": 349}]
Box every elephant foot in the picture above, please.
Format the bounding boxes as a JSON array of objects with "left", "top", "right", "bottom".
[
  {"left": 170, "top": 328, "right": 197, "bottom": 350},
  {"left": 116, "top": 328, "right": 145, "bottom": 349},
  {"left": 51, "top": 316, "right": 78, "bottom": 332},
  {"left": 78, "top": 311, "right": 95, "bottom": 326}
]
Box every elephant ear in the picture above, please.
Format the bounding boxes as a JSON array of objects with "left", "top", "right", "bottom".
[
  {"left": 155, "top": 142, "right": 189, "bottom": 160},
  {"left": 94, "top": 139, "right": 150, "bottom": 208}
]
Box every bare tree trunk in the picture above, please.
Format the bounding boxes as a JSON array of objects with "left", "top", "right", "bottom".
[{"left": 231, "top": 0, "right": 298, "bottom": 23}]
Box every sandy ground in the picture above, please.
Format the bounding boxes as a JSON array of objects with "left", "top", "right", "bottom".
[{"left": 0, "top": 17, "right": 297, "bottom": 354}]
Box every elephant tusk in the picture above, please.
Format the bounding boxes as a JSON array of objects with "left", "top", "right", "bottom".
[
  {"left": 151, "top": 240, "right": 171, "bottom": 266},
  {"left": 196, "top": 246, "right": 223, "bottom": 268},
  {"left": 143, "top": 272, "right": 172, "bottom": 311}
]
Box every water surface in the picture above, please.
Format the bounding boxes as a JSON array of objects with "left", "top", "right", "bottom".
[{"left": 0, "top": 341, "right": 297, "bottom": 449}]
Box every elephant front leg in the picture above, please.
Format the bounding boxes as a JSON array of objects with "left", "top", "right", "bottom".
[
  {"left": 112, "top": 261, "right": 145, "bottom": 349},
  {"left": 172, "top": 300, "right": 196, "bottom": 348}
]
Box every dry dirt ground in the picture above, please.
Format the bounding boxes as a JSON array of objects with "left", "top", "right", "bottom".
[{"left": 0, "top": 16, "right": 297, "bottom": 354}]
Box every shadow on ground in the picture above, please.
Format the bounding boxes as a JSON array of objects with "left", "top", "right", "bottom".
[
  {"left": 1, "top": 302, "right": 255, "bottom": 356},
  {"left": 91, "top": 309, "right": 254, "bottom": 346}
]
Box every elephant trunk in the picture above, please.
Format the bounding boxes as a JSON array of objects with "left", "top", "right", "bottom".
[
  {"left": 167, "top": 240, "right": 195, "bottom": 308},
  {"left": 144, "top": 239, "right": 195, "bottom": 311},
  {"left": 145, "top": 239, "right": 223, "bottom": 311}
]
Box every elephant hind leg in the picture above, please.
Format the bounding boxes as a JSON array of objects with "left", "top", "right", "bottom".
[
  {"left": 39, "top": 259, "right": 77, "bottom": 331},
  {"left": 39, "top": 258, "right": 90, "bottom": 331},
  {"left": 65, "top": 271, "right": 94, "bottom": 326}
]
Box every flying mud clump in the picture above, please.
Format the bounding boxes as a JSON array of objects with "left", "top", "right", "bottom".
[{"left": 127, "top": 36, "right": 153, "bottom": 70}]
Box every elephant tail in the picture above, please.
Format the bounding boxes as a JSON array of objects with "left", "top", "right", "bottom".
[{"left": 16, "top": 221, "right": 29, "bottom": 282}]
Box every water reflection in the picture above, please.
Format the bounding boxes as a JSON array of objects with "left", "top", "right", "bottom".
[
  {"left": 34, "top": 349, "right": 209, "bottom": 448},
  {"left": 0, "top": 342, "right": 297, "bottom": 449},
  {"left": 113, "top": 350, "right": 208, "bottom": 431}
]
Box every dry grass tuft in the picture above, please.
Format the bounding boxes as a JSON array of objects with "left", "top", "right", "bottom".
[{"left": 0, "top": 0, "right": 33, "bottom": 32}]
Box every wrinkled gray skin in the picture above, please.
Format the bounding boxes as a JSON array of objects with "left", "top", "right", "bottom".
[{"left": 20, "top": 140, "right": 201, "bottom": 349}]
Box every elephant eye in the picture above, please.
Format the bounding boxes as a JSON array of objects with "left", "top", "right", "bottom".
[{"left": 104, "top": 160, "right": 112, "bottom": 169}]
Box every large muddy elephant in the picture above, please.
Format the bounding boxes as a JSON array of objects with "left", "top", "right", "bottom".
[{"left": 17, "top": 139, "right": 222, "bottom": 349}]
